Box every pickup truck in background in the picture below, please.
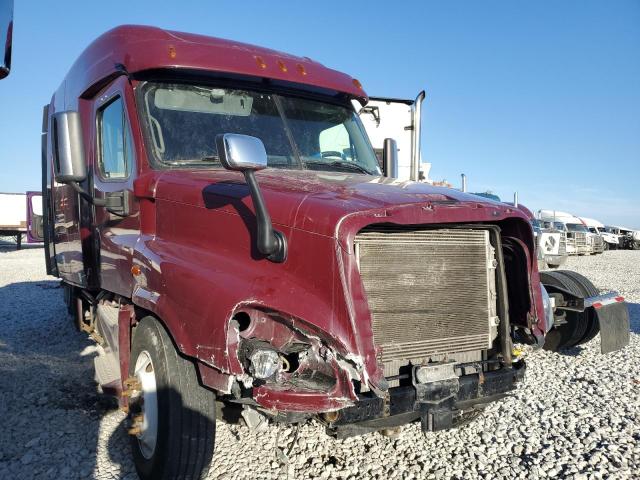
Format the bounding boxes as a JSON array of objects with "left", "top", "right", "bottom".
[
  {"left": 0, "top": 192, "right": 43, "bottom": 248},
  {"left": 37, "top": 25, "right": 630, "bottom": 480}
]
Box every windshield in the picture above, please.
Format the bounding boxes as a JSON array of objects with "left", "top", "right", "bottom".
[
  {"left": 566, "top": 223, "right": 588, "bottom": 233},
  {"left": 139, "top": 82, "right": 381, "bottom": 175}
]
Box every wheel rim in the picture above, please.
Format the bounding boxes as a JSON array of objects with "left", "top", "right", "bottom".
[{"left": 134, "top": 350, "right": 158, "bottom": 459}]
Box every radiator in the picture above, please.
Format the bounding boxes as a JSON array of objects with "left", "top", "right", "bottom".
[{"left": 355, "top": 228, "right": 499, "bottom": 367}]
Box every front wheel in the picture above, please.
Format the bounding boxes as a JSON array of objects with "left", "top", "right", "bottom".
[{"left": 129, "top": 317, "right": 216, "bottom": 480}]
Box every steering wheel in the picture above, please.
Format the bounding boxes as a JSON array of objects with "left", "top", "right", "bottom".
[{"left": 321, "top": 151, "right": 344, "bottom": 159}]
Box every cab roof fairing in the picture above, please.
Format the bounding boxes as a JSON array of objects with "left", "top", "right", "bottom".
[{"left": 55, "top": 25, "right": 368, "bottom": 109}]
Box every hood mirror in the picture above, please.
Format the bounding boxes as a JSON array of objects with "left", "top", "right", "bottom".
[
  {"left": 0, "top": 0, "right": 13, "bottom": 79},
  {"left": 216, "top": 133, "right": 268, "bottom": 171},
  {"left": 216, "top": 133, "right": 287, "bottom": 263}
]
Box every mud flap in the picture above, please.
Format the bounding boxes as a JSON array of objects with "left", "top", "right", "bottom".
[{"left": 593, "top": 302, "right": 630, "bottom": 354}]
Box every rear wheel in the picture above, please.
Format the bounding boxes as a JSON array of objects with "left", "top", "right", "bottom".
[
  {"left": 129, "top": 317, "right": 216, "bottom": 480},
  {"left": 539, "top": 270, "right": 600, "bottom": 351}
]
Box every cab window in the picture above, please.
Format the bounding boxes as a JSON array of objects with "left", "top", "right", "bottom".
[{"left": 98, "top": 97, "right": 132, "bottom": 179}]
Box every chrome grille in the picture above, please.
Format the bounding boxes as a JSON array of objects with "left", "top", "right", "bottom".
[
  {"left": 574, "top": 232, "right": 588, "bottom": 247},
  {"left": 355, "top": 228, "right": 498, "bottom": 365}
]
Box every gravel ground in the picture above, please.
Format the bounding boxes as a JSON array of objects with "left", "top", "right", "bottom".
[{"left": 0, "top": 246, "right": 638, "bottom": 479}]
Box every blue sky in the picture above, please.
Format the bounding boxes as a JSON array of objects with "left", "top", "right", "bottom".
[{"left": 1, "top": 0, "right": 638, "bottom": 227}]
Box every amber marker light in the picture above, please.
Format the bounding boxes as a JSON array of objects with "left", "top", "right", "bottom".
[
  {"left": 168, "top": 46, "right": 177, "bottom": 59},
  {"left": 131, "top": 265, "right": 142, "bottom": 276},
  {"left": 277, "top": 60, "right": 288, "bottom": 72},
  {"left": 296, "top": 63, "right": 307, "bottom": 76},
  {"left": 255, "top": 56, "right": 267, "bottom": 69},
  {"left": 353, "top": 78, "right": 363, "bottom": 89}
]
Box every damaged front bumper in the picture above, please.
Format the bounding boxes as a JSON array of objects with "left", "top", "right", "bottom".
[{"left": 323, "top": 361, "right": 526, "bottom": 438}]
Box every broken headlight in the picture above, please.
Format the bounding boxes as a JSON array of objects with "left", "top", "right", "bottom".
[{"left": 248, "top": 348, "right": 281, "bottom": 379}]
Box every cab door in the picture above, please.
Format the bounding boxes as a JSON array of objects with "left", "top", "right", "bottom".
[{"left": 91, "top": 79, "right": 139, "bottom": 296}]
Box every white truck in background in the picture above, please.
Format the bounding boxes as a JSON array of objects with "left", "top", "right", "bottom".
[
  {"left": 0, "top": 192, "right": 43, "bottom": 249},
  {"left": 537, "top": 210, "right": 596, "bottom": 255},
  {"left": 580, "top": 217, "right": 620, "bottom": 250},
  {"left": 357, "top": 92, "right": 431, "bottom": 182}
]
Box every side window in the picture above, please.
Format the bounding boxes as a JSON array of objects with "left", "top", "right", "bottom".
[{"left": 98, "top": 97, "right": 132, "bottom": 179}]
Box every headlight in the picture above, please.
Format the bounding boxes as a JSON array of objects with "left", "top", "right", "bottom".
[{"left": 249, "top": 349, "right": 281, "bottom": 379}]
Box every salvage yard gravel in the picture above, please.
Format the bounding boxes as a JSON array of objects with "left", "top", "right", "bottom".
[{"left": 0, "top": 246, "right": 638, "bottom": 479}]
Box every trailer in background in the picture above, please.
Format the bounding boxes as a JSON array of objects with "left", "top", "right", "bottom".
[
  {"left": 0, "top": 192, "right": 43, "bottom": 249},
  {"left": 357, "top": 92, "right": 430, "bottom": 182}
]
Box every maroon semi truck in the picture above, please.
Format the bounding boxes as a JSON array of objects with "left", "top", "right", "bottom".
[{"left": 40, "top": 25, "right": 630, "bottom": 479}]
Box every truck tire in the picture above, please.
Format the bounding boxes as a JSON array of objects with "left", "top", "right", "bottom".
[
  {"left": 539, "top": 270, "right": 600, "bottom": 351},
  {"left": 129, "top": 317, "right": 216, "bottom": 480}
]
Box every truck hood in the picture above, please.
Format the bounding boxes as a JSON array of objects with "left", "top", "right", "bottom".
[{"left": 145, "top": 169, "right": 523, "bottom": 237}]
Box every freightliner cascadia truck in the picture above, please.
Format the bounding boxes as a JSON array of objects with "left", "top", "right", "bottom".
[{"left": 39, "top": 26, "right": 630, "bottom": 480}]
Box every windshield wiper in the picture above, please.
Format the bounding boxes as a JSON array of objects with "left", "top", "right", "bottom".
[
  {"left": 304, "top": 160, "right": 374, "bottom": 175},
  {"left": 330, "top": 161, "right": 374, "bottom": 175},
  {"left": 166, "top": 155, "right": 220, "bottom": 166}
]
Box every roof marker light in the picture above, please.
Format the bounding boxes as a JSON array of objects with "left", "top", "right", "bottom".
[
  {"left": 255, "top": 56, "right": 267, "bottom": 69},
  {"left": 353, "top": 78, "right": 363, "bottom": 89},
  {"left": 168, "top": 46, "right": 177, "bottom": 59},
  {"left": 277, "top": 60, "right": 288, "bottom": 72},
  {"left": 296, "top": 63, "right": 307, "bottom": 76}
]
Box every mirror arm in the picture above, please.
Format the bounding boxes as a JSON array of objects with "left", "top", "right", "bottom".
[
  {"left": 242, "top": 170, "right": 287, "bottom": 263},
  {"left": 69, "top": 181, "right": 106, "bottom": 206},
  {"left": 68, "top": 181, "right": 128, "bottom": 217}
]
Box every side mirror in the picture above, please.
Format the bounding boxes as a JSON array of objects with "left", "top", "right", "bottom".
[
  {"left": 53, "top": 111, "right": 87, "bottom": 183},
  {"left": 216, "top": 133, "right": 268, "bottom": 171},
  {"left": 0, "top": 0, "right": 13, "bottom": 79},
  {"left": 382, "top": 138, "right": 398, "bottom": 178},
  {"left": 215, "top": 133, "right": 286, "bottom": 263}
]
